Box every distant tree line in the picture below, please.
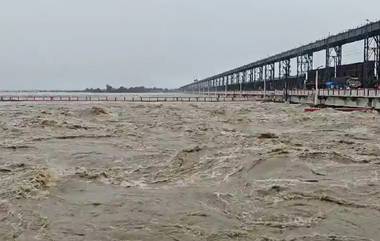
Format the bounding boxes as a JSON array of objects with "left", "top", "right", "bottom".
[{"left": 84, "top": 85, "right": 175, "bottom": 93}]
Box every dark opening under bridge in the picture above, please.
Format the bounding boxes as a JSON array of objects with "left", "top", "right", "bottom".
[{"left": 180, "top": 20, "right": 380, "bottom": 93}]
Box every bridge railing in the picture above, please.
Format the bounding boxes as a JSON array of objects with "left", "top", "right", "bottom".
[
  {"left": 0, "top": 95, "right": 259, "bottom": 102},
  {"left": 195, "top": 88, "right": 380, "bottom": 98},
  {"left": 2, "top": 89, "right": 380, "bottom": 102},
  {"left": 317, "top": 88, "right": 380, "bottom": 97}
]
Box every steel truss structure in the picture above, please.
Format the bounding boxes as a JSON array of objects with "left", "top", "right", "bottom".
[{"left": 182, "top": 21, "right": 380, "bottom": 92}]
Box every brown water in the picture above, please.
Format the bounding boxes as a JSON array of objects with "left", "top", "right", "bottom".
[{"left": 0, "top": 101, "right": 379, "bottom": 241}]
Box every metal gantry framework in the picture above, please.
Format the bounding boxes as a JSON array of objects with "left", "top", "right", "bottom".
[
  {"left": 325, "top": 45, "right": 342, "bottom": 80},
  {"left": 297, "top": 53, "right": 313, "bottom": 77},
  {"left": 181, "top": 21, "right": 380, "bottom": 92},
  {"left": 364, "top": 35, "right": 380, "bottom": 82},
  {"left": 326, "top": 46, "right": 342, "bottom": 67},
  {"left": 264, "top": 63, "right": 275, "bottom": 81},
  {"left": 279, "top": 59, "right": 290, "bottom": 79}
]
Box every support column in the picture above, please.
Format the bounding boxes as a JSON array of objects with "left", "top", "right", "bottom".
[
  {"left": 234, "top": 73, "right": 238, "bottom": 91},
  {"left": 266, "top": 63, "right": 275, "bottom": 90},
  {"left": 377, "top": 36, "right": 380, "bottom": 82},
  {"left": 334, "top": 46, "right": 342, "bottom": 66},
  {"left": 279, "top": 60, "right": 290, "bottom": 79},
  {"left": 249, "top": 69, "right": 253, "bottom": 90},
  {"left": 253, "top": 68, "right": 257, "bottom": 90},
  {"left": 297, "top": 53, "right": 313, "bottom": 76},
  {"left": 364, "top": 35, "right": 380, "bottom": 87},
  {"left": 325, "top": 45, "right": 342, "bottom": 81},
  {"left": 257, "top": 66, "right": 263, "bottom": 92},
  {"left": 242, "top": 71, "right": 247, "bottom": 92},
  {"left": 297, "top": 53, "right": 313, "bottom": 89},
  {"left": 279, "top": 59, "right": 290, "bottom": 100},
  {"left": 215, "top": 78, "right": 218, "bottom": 92},
  {"left": 224, "top": 76, "right": 228, "bottom": 94},
  {"left": 239, "top": 72, "right": 243, "bottom": 93}
]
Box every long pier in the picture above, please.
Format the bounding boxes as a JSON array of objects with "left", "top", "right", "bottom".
[
  {"left": 2, "top": 89, "right": 380, "bottom": 110},
  {"left": 198, "top": 88, "right": 380, "bottom": 109},
  {"left": 180, "top": 20, "right": 380, "bottom": 92},
  {"left": 0, "top": 95, "right": 252, "bottom": 103}
]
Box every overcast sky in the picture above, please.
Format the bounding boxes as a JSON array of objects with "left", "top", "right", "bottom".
[{"left": 0, "top": 0, "right": 379, "bottom": 90}]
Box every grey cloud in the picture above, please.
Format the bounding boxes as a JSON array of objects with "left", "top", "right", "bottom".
[{"left": 0, "top": 0, "right": 378, "bottom": 90}]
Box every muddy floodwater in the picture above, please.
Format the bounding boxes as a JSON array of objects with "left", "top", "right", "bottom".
[{"left": 0, "top": 101, "right": 379, "bottom": 241}]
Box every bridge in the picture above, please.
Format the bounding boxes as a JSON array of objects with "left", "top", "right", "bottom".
[{"left": 180, "top": 20, "right": 380, "bottom": 93}]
